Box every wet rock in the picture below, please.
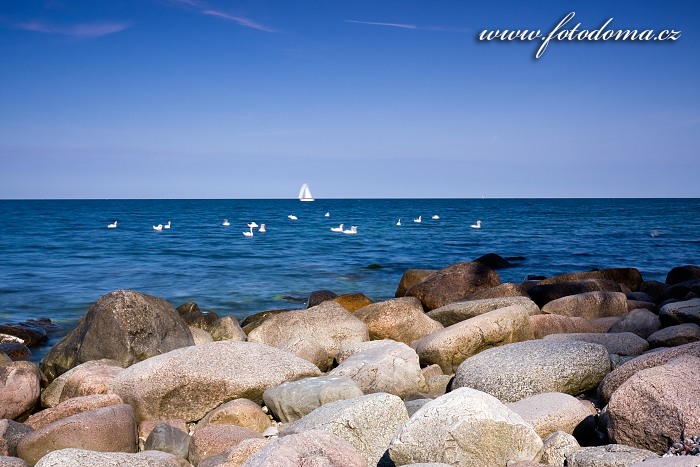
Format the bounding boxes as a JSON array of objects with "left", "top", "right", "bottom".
[
  {"left": 307, "top": 290, "right": 338, "bottom": 308},
  {"left": 535, "top": 268, "right": 643, "bottom": 293},
  {"left": 109, "top": 340, "right": 321, "bottom": 422},
  {"left": 665, "top": 265, "right": 700, "bottom": 285},
  {"left": 353, "top": 297, "right": 443, "bottom": 344},
  {"left": 608, "top": 308, "right": 661, "bottom": 339},
  {"left": 240, "top": 309, "right": 291, "bottom": 334},
  {"left": 0, "top": 344, "right": 31, "bottom": 361},
  {"left": 472, "top": 252, "right": 513, "bottom": 269},
  {"left": 395, "top": 269, "right": 437, "bottom": 298},
  {"left": 528, "top": 279, "right": 622, "bottom": 308},
  {"left": 0, "top": 361, "right": 41, "bottom": 421},
  {"left": 647, "top": 323, "right": 700, "bottom": 348},
  {"left": 453, "top": 340, "right": 610, "bottom": 403},
  {"left": 659, "top": 280, "right": 700, "bottom": 303},
  {"left": 416, "top": 305, "right": 534, "bottom": 374},
  {"left": 243, "top": 430, "right": 365, "bottom": 467},
  {"left": 39, "top": 290, "right": 194, "bottom": 383},
  {"left": 263, "top": 375, "right": 364, "bottom": 424},
  {"left": 177, "top": 301, "right": 219, "bottom": 330},
  {"left": 427, "top": 296, "right": 540, "bottom": 327},
  {"left": 406, "top": 261, "right": 501, "bottom": 311},
  {"left": 333, "top": 293, "right": 373, "bottom": 312},
  {"left": 541, "top": 291, "right": 629, "bottom": 320},
  {"left": 0, "top": 322, "right": 48, "bottom": 347},
  {"left": 388, "top": 388, "right": 543, "bottom": 466},
  {"left": 542, "top": 332, "right": 649, "bottom": 356},
  {"left": 144, "top": 423, "right": 190, "bottom": 459},
  {"left": 196, "top": 398, "right": 271, "bottom": 433}
]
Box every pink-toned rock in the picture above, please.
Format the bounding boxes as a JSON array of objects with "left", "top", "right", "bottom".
[
  {"left": 198, "top": 438, "right": 268, "bottom": 467},
  {"left": 541, "top": 291, "right": 628, "bottom": 320},
  {"left": 247, "top": 301, "right": 368, "bottom": 371},
  {"left": 354, "top": 297, "right": 443, "bottom": 344},
  {"left": 415, "top": 305, "right": 533, "bottom": 374},
  {"left": 597, "top": 342, "right": 700, "bottom": 403},
  {"left": 529, "top": 314, "right": 597, "bottom": 339},
  {"left": 406, "top": 262, "right": 501, "bottom": 311},
  {"left": 189, "top": 425, "right": 263, "bottom": 466},
  {"left": 587, "top": 317, "right": 622, "bottom": 333},
  {"left": 0, "top": 361, "right": 41, "bottom": 421},
  {"left": 606, "top": 355, "right": 700, "bottom": 453},
  {"left": 25, "top": 393, "right": 124, "bottom": 430},
  {"left": 243, "top": 430, "right": 366, "bottom": 467},
  {"left": 197, "top": 399, "right": 271, "bottom": 433},
  {"left": 57, "top": 362, "right": 124, "bottom": 403},
  {"left": 40, "top": 359, "right": 123, "bottom": 408},
  {"left": 460, "top": 282, "right": 529, "bottom": 301},
  {"left": 647, "top": 323, "right": 700, "bottom": 348},
  {"left": 16, "top": 404, "right": 137, "bottom": 466}
]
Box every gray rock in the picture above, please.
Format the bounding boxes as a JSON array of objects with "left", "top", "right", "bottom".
[
  {"left": 34, "top": 448, "right": 190, "bottom": 467},
  {"left": 404, "top": 399, "right": 431, "bottom": 417},
  {"left": 659, "top": 298, "right": 700, "bottom": 326},
  {"left": 416, "top": 305, "right": 534, "bottom": 374},
  {"left": 0, "top": 420, "right": 34, "bottom": 457},
  {"left": 109, "top": 340, "right": 321, "bottom": 422},
  {"left": 242, "top": 430, "right": 366, "bottom": 467},
  {"left": 542, "top": 332, "right": 649, "bottom": 356},
  {"left": 647, "top": 323, "right": 700, "bottom": 348},
  {"left": 144, "top": 423, "right": 190, "bottom": 459},
  {"left": 281, "top": 392, "right": 408, "bottom": 467},
  {"left": 353, "top": 297, "right": 443, "bottom": 344},
  {"left": 329, "top": 340, "right": 426, "bottom": 398},
  {"left": 629, "top": 457, "right": 700, "bottom": 467},
  {"left": 506, "top": 392, "right": 592, "bottom": 439},
  {"left": 0, "top": 455, "right": 29, "bottom": 467},
  {"left": 566, "top": 444, "right": 658, "bottom": 467},
  {"left": 540, "top": 431, "right": 580, "bottom": 466},
  {"left": 541, "top": 291, "right": 629, "bottom": 320},
  {"left": 16, "top": 404, "right": 137, "bottom": 466},
  {"left": 40, "top": 290, "right": 194, "bottom": 383},
  {"left": 427, "top": 296, "right": 540, "bottom": 327},
  {"left": 388, "top": 388, "right": 543, "bottom": 466},
  {"left": 453, "top": 340, "right": 611, "bottom": 403},
  {"left": 608, "top": 309, "right": 661, "bottom": 339},
  {"left": 263, "top": 376, "right": 364, "bottom": 424},
  {"left": 247, "top": 301, "right": 368, "bottom": 371}
]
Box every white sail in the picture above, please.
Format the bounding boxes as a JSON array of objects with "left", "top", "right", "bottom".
[{"left": 298, "top": 183, "right": 314, "bottom": 202}]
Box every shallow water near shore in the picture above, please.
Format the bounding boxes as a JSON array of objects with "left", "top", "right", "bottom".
[{"left": 1, "top": 198, "right": 698, "bottom": 363}]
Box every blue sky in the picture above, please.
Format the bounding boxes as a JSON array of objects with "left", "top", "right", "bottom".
[{"left": 1, "top": 1, "right": 698, "bottom": 199}]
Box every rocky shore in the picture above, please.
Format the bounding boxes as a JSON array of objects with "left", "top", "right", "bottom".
[{"left": 2, "top": 258, "right": 700, "bottom": 466}]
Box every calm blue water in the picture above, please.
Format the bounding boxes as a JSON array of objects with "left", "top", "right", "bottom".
[{"left": 1, "top": 198, "right": 699, "bottom": 363}]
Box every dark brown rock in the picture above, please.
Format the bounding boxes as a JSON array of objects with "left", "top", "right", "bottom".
[
  {"left": 39, "top": 290, "right": 194, "bottom": 383},
  {"left": 535, "top": 268, "right": 643, "bottom": 292},
  {"left": 240, "top": 309, "right": 291, "bottom": 334},
  {"left": 406, "top": 262, "right": 500, "bottom": 311},
  {"left": 640, "top": 280, "right": 670, "bottom": 304},
  {"left": 665, "top": 265, "right": 700, "bottom": 285},
  {"left": 472, "top": 252, "right": 513, "bottom": 269},
  {"left": 0, "top": 323, "right": 47, "bottom": 347},
  {"left": 395, "top": 269, "right": 437, "bottom": 297},
  {"left": 527, "top": 279, "right": 622, "bottom": 308},
  {"left": 460, "top": 282, "right": 529, "bottom": 301},
  {"left": 332, "top": 293, "right": 373, "bottom": 312},
  {"left": 307, "top": 290, "right": 338, "bottom": 308},
  {"left": 176, "top": 301, "right": 219, "bottom": 330},
  {"left": 0, "top": 344, "right": 31, "bottom": 361}
]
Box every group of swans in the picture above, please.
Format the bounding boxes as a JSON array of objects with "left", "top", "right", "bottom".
[
  {"left": 330, "top": 224, "right": 357, "bottom": 234},
  {"left": 152, "top": 221, "right": 171, "bottom": 231},
  {"left": 243, "top": 222, "right": 266, "bottom": 237}
]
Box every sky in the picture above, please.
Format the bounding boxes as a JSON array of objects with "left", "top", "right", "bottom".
[{"left": 1, "top": 0, "right": 698, "bottom": 199}]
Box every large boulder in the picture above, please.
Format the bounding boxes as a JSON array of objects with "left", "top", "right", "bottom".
[
  {"left": 605, "top": 354, "right": 700, "bottom": 453},
  {"left": 506, "top": 392, "right": 592, "bottom": 439},
  {"left": 459, "top": 282, "right": 529, "bottom": 301},
  {"left": 608, "top": 308, "right": 661, "bottom": 338},
  {"left": 405, "top": 262, "right": 501, "bottom": 311},
  {"left": 0, "top": 361, "right": 41, "bottom": 420},
  {"left": 353, "top": 297, "right": 443, "bottom": 344},
  {"left": 566, "top": 444, "right": 658, "bottom": 467},
  {"left": 263, "top": 375, "right": 364, "bottom": 424},
  {"left": 25, "top": 393, "right": 124, "bottom": 430},
  {"left": 34, "top": 448, "right": 189, "bottom": 467},
  {"left": 453, "top": 340, "right": 611, "bottom": 403},
  {"left": 527, "top": 279, "right": 622, "bottom": 308},
  {"left": 427, "top": 296, "right": 540, "bottom": 327},
  {"left": 541, "top": 291, "right": 629, "bottom": 320},
  {"left": 415, "top": 305, "right": 534, "bottom": 374},
  {"left": 40, "top": 290, "right": 194, "bottom": 382},
  {"left": 281, "top": 392, "right": 408, "bottom": 467},
  {"left": 16, "top": 404, "right": 137, "bottom": 466},
  {"left": 387, "top": 388, "right": 543, "bottom": 466},
  {"left": 535, "top": 268, "right": 643, "bottom": 292},
  {"left": 40, "top": 359, "right": 123, "bottom": 408},
  {"left": 109, "top": 340, "right": 321, "bottom": 422},
  {"left": 658, "top": 298, "right": 700, "bottom": 326},
  {"left": 597, "top": 342, "right": 700, "bottom": 403},
  {"left": 243, "top": 430, "right": 366, "bottom": 467},
  {"left": 529, "top": 314, "right": 598, "bottom": 339},
  {"left": 395, "top": 269, "right": 437, "bottom": 297},
  {"left": 647, "top": 323, "right": 700, "bottom": 348},
  {"left": 665, "top": 265, "right": 700, "bottom": 285},
  {"left": 542, "top": 332, "right": 649, "bottom": 356},
  {"left": 246, "top": 301, "right": 368, "bottom": 371},
  {"left": 328, "top": 340, "right": 425, "bottom": 398}
]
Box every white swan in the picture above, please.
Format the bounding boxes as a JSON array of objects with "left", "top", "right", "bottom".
[
  {"left": 222, "top": 219, "right": 230, "bottom": 226},
  {"left": 396, "top": 219, "right": 401, "bottom": 226},
  {"left": 153, "top": 224, "right": 163, "bottom": 231},
  {"left": 259, "top": 224, "right": 266, "bottom": 233},
  {"left": 413, "top": 216, "right": 422, "bottom": 223},
  {"left": 432, "top": 215, "right": 439, "bottom": 220},
  {"left": 330, "top": 224, "right": 344, "bottom": 232},
  {"left": 107, "top": 221, "right": 117, "bottom": 228},
  {"left": 243, "top": 226, "right": 253, "bottom": 237},
  {"left": 288, "top": 215, "right": 298, "bottom": 220},
  {"left": 325, "top": 212, "right": 330, "bottom": 217},
  {"left": 343, "top": 226, "right": 358, "bottom": 234},
  {"left": 164, "top": 221, "right": 171, "bottom": 229},
  {"left": 247, "top": 222, "right": 258, "bottom": 228},
  {"left": 471, "top": 220, "right": 482, "bottom": 229}
]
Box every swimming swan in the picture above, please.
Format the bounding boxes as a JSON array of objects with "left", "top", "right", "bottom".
[
  {"left": 330, "top": 224, "right": 344, "bottom": 232},
  {"left": 222, "top": 219, "right": 230, "bottom": 226},
  {"left": 243, "top": 227, "right": 254, "bottom": 237},
  {"left": 432, "top": 215, "right": 439, "bottom": 220},
  {"left": 107, "top": 221, "right": 117, "bottom": 228},
  {"left": 413, "top": 216, "right": 422, "bottom": 223},
  {"left": 343, "top": 226, "right": 358, "bottom": 234},
  {"left": 396, "top": 219, "right": 401, "bottom": 226},
  {"left": 164, "top": 221, "right": 171, "bottom": 229},
  {"left": 471, "top": 220, "right": 482, "bottom": 229},
  {"left": 153, "top": 224, "right": 163, "bottom": 231},
  {"left": 259, "top": 224, "right": 266, "bottom": 233},
  {"left": 288, "top": 215, "right": 298, "bottom": 220},
  {"left": 325, "top": 212, "right": 330, "bottom": 217},
  {"left": 247, "top": 222, "right": 258, "bottom": 228}
]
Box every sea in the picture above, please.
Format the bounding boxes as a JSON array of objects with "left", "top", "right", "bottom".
[{"left": 1, "top": 198, "right": 699, "bottom": 363}]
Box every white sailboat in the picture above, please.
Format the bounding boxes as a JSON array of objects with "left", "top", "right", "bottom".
[{"left": 298, "top": 183, "right": 314, "bottom": 202}]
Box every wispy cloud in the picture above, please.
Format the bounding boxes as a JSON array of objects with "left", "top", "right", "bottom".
[
  {"left": 16, "top": 20, "right": 132, "bottom": 38},
  {"left": 201, "top": 9, "right": 275, "bottom": 33},
  {"left": 345, "top": 19, "right": 416, "bottom": 30}
]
